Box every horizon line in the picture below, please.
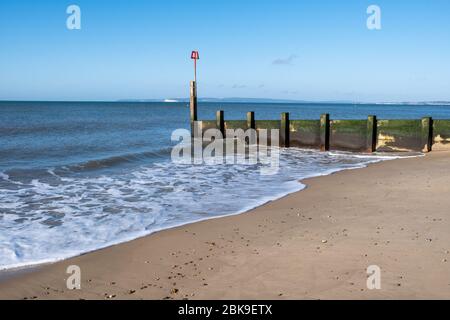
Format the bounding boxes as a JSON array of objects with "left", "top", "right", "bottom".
[{"left": 1, "top": 98, "right": 450, "bottom": 105}]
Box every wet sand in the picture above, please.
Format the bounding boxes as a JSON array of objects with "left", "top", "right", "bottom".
[{"left": 1, "top": 151, "right": 450, "bottom": 300}]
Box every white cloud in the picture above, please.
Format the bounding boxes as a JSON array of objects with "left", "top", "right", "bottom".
[{"left": 272, "top": 54, "right": 298, "bottom": 66}]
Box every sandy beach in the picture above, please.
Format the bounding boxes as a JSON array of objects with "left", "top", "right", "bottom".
[{"left": 1, "top": 151, "right": 449, "bottom": 300}]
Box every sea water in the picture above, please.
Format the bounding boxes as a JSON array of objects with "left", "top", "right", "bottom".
[{"left": 2, "top": 101, "right": 450, "bottom": 270}]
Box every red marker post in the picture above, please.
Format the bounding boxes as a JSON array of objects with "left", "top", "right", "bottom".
[
  {"left": 190, "top": 51, "right": 200, "bottom": 133},
  {"left": 191, "top": 50, "right": 200, "bottom": 82}
]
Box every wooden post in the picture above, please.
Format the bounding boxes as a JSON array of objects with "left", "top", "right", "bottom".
[
  {"left": 421, "top": 117, "right": 433, "bottom": 152},
  {"left": 216, "top": 110, "right": 225, "bottom": 138},
  {"left": 320, "top": 113, "right": 330, "bottom": 151},
  {"left": 247, "top": 111, "right": 255, "bottom": 130},
  {"left": 280, "top": 112, "right": 290, "bottom": 148},
  {"left": 247, "top": 111, "right": 256, "bottom": 145},
  {"left": 367, "top": 115, "right": 377, "bottom": 153},
  {"left": 190, "top": 81, "right": 198, "bottom": 137}
]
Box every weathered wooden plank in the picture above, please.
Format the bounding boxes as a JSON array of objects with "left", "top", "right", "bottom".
[
  {"left": 421, "top": 117, "right": 433, "bottom": 153},
  {"left": 280, "top": 112, "right": 290, "bottom": 148},
  {"left": 320, "top": 114, "right": 330, "bottom": 151},
  {"left": 367, "top": 115, "right": 377, "bottom": 153},
  {"left": 216, "top": 110, "right": 225, "bottom": 137}
]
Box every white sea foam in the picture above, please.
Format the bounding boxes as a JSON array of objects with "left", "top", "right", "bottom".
[{"left": 0, "top": 148, "right": 415, "bottom": 271}]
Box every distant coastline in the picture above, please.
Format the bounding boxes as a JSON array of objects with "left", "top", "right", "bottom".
[
  {"left": 118, "top": 98, "right": 450, "bottom": 105},
  {"left": 1, "top": 99, "right": 450, "bottom": 105}
]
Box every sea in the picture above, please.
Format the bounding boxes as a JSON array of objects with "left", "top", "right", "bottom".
[{"left": 1, "top": 101, "right": 450, "bottom": 271}]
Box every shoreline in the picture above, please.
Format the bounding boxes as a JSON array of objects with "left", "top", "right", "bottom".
[
  {"left": 0, "top": 151, "right": 409, "bottom": 275},
  {"left": 1, "top": 151, "right": 450, "bottom": 299}
]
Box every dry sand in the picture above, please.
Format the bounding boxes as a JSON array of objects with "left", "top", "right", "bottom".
[{"left": 1, "top": 151, "right": 450, "bottom": 300}]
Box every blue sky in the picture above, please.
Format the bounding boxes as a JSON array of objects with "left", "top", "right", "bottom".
[{"left": 0, "top": 0, "right": 449, "bottom": 102}]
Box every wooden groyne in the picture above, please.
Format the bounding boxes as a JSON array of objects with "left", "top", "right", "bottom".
[{"left": 189, "top": 81, "right": 450, "bottom": 153}]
